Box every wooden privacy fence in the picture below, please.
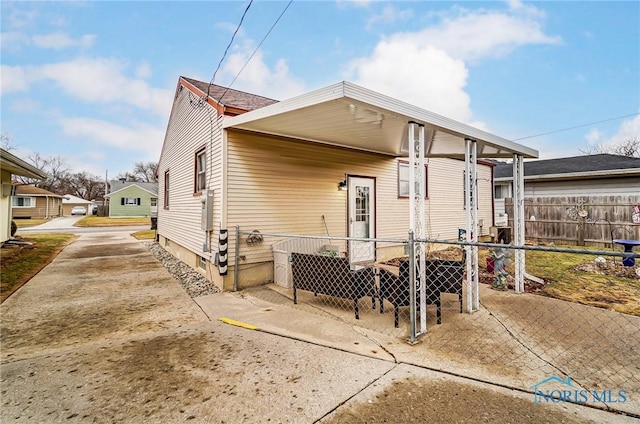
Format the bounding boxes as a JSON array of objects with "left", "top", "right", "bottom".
[{"left": 505, "top": 195, "right": 640, "bottom": 247}]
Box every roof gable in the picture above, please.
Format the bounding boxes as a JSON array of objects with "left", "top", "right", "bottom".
[{"left": 106, "top": 183, "right": 158, "bottom": 198}]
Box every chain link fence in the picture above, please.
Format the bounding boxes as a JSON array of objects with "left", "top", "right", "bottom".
[{"left": 235, "top": 229, "right": 640, "bottom": 415}]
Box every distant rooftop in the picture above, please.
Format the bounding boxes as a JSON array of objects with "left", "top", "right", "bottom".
[
  {"left": 14, "top": 184, "right": 62, "bottom": 197},
  {"left": 495, "top": 154, "right": 640, "bottom": 179}
]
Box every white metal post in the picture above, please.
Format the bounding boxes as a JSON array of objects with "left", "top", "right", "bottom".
[
  {"left": 464, "top": 139, "right": 479, "bottom": 313},
  {"left": 417, "top": 124, "right": 426, "bottom": 333},
  {"left": 513, "top": 154, "right": 525, "bottom": 293},
  {"left": 408, "top": 122, "right": 427, "bottom": 334}
]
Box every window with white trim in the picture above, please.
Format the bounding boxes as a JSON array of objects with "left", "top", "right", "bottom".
[
  {"left": 121, "top": 197, "right": 141, "bottom": 206},
  {"left": 164, "top": 170, "right": 170, "bottom": 208},
  {"left": 12, "top": 196, "right": 35, "bottom": 207},
  {"left": 398, "top": 161, "right": 428, "bottom": 198},
  {"left": 195, "top": 148, "right": 207, "bottom": 193}
]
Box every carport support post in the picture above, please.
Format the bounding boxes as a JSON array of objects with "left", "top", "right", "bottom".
[
  {"left": 464, "top": 139, "right": 479, "bottom": 313},
  {"left": 408, "top": 230, "right": 417, "bottom": 344},
  {"left": 512, "top": 154, "right": 525, "bottom": 293},
  {"left": 408, "top": 121, "right": 427, "bottom": 335}
]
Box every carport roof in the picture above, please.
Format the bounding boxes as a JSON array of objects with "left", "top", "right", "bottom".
[{"left": 223, "top": 81, "right": 538, "bottom": 159}]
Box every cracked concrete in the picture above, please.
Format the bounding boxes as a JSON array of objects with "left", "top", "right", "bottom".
[{"left": 1, "top": 232, "right": 636, "bottom": 423}]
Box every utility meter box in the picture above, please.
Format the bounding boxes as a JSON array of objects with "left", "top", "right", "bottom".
[{"left": 201, "top": 189, "right": 214, "bottom": 231}]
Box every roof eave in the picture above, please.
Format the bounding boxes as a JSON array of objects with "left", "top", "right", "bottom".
[{"left": 223, "top": 81, "right": 538, "bottom": 159}]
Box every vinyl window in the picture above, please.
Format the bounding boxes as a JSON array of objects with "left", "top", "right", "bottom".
[
  {"left": 195, "top": 148, "right": 207, "bottom": 193},
  {"left": 398, "top": 161, "right": 428, "bottom": 198},
  {"left": 11, "top": 196, "right": 35, "bottom": 207}
]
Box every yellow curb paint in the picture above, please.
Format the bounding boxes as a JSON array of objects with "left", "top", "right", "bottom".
[{"left": 218, "top": 317, "right": 258, "bottom": 331}]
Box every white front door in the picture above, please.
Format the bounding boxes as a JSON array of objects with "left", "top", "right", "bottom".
[{"left": 348, "top": 177, "right": 375, "bottom": 263}]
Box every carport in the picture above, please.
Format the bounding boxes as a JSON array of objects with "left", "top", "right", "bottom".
[{"left": 224, "top": 81, "right": 538, "bottom": 337}]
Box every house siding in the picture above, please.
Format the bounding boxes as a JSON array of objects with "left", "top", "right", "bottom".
[
  {"left": 523, "top": 177, "right": 640, "bottom": 197},
  {"left": 226, "top": 130, "right": 494, "bottom": 269},
  {"left": 157, "top": 91, "right": 494, "bottom": 290},
  {"left": 11, "top": 196, "right": 61, "bottom": 219},
  {"left": 109, "top": 186, "right": 156, "bottom": 217},
  {"left": 157, "top": 84, "right": 224, "bottom": 268}
]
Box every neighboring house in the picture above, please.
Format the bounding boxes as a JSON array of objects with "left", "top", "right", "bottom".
[
  {"left": 105, "top": 181, "right": 158, "bottom": 217},
  {"left": 493, "top": 154, "right": 640, "bottom": 245},
  {"left": 62, "top": 194, "right": 96, "bottom": 216},
  {"left": 11, "top": 184, "right": 63, "bottom": 220},
  {"left": 157, "top": 77, "right": 536, "bottom": 291},
  {"left": 1, "top": 148, "right": 48, "bottom": 244},
  {"left": 494, "top": 154, "right": 640, "bottom": 198}
]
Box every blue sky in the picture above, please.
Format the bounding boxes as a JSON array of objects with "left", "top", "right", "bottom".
[{"left": 1, "top": 1, "right": 638, "bottom": 178}]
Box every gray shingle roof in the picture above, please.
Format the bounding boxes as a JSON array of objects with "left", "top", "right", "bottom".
[
  {"left": 181, "top": 76, "right": 278, "bottom": 112},
  {"left": 494, "top": 154, "right": 640, "bottom": 179}
]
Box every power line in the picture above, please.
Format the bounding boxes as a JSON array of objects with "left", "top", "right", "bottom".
[
  {"left": 218, "top": 0, "right": 294, "bottom": 103},
  {"left": 511, "top": 112, "right": 640, "bottom": 142},
  {"left": 206, "top": 0, "right": 254, "bottom": 99}
]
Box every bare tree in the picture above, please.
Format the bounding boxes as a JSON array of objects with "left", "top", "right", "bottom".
[
  {"left": 581, "top": 137, "right": 640, "bottom": 158},
  {"left": 14, "top": 153, "right": 71, "bottom": 193},
  {"left": 63, "top": 172, "right": 105, "bottom": 200},
  {"left": 1, "top": 133, "right": 16, "bottom": 151},
  {"left": 116, "top": 161, "right": 158, "bottom": 182}
]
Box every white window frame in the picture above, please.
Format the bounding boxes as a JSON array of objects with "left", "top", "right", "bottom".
[
  {"left": 11, "top": 196, "right": 35, "bottom": 208},
  {"left": 195, "top": 148, "right": 207, "bottom": 193},
  {"left": 123, "top": 197, "right": 140, "bottom": 206},
  {"left": 398, "top": 161, "right": 428, "bottom": 198}
]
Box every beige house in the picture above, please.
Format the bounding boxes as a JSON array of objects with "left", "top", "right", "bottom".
[
  {"left": 157, "top": 77, "right": 537, "bottom": 292},
  {"left": 1, "top": 148, "right": 48, "bottom": 243},
  {"left": 11, "top": 185, "right": 63, "bottom": 220}
]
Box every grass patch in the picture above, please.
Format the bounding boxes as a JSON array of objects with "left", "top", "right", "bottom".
[
  {"left": 75, "top": 216, "right": 151, "bottom": 227},
  {"left": 13, "top": 219, "right": 49, "bottom": 228},
  {"left": 1, "top": 233, "right": 76, "bottom": 303},
  {"left": 479, "top": 247, "right": 640, "bottom": 316},
  {"left": 131, "top": 230, "right": 157, "bottom": 240}
]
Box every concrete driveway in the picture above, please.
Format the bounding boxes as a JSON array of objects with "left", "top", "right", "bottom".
[
  {"left": 16, "top": 215, "right": 148, "bottom": 234},
  {"left": 0, "top": 232, "right": 632, "bottom": 423}
]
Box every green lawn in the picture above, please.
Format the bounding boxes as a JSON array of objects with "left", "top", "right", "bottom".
[
  {"left": 479, "top": 247, "right": 640, "bottom": 316},
  {"left": 1, "top": 233, "right": 76, "bottom": 303},
  {"left": 75, "top": 216, "right": 151, "bottom": 227}
]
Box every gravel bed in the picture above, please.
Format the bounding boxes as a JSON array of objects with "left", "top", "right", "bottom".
[{"left": 146, "top": 241, "right": 220, "bottom": 298}]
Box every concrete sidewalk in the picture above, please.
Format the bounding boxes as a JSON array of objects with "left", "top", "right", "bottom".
[{"left": 1, "top": 233, "right": 634, "bottom": 423}]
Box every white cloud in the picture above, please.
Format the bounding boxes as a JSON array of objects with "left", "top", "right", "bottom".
[
  {"left": 586, "top": 114, "right": 640, "bottom": 147},
  {"left": 0, "top": 65, "right": 30, "bottom": 95},
  {"left": 135, "top": 62, "right": 152, "bottom": 79},
  {"left": 218, "top": 42, "right": 306, "bottom": 100},
  {"left": 31, "top": 32, "right": 95, "bottom": 49},
  {"left": 59, "top": 117, "right": 165, "bottom": 155},
  {"left": 347, "top": 41, "right": 481, "bottom": 126},
  {"left": 366, "top": 5, "right": 413, "bottom": 29},
  {"left": 0, "top": 31, "right": 30, "bottom": 52},
  {"left": 9, "top": 98, "right": 41, "bottom": 113},
  {"left": 3, "top": 58, "right": 173, "bottom": 117},
  {"left": 393, "top": 3, "right": 561, "bottom": 63},
  {"left": 345, "top": 2, "right": 560, "bottom": 127}
]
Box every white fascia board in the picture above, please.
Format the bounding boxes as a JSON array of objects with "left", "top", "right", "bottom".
[
  {"left": 223, "top": 81, "right": 539, "bottom": 158},
  {"left": 341, "top": 82, "right": 538, "bottom": 158},
  {"left": 223, "top": 82, "right": 346, "bottom": 128}
]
